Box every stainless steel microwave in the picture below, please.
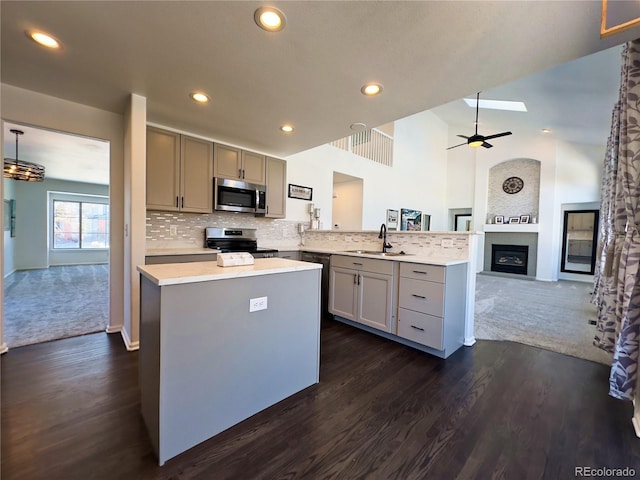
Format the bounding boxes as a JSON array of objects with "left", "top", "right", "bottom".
[{"left": 214, "top": 177, "right": 266, "bottom": 214}]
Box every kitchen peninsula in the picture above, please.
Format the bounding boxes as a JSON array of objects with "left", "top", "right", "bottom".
[{"left": 137, "top": 258, "right": 322, "bottom": 465}]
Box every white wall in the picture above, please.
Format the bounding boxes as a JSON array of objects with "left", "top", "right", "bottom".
[
  {"left": 446, "top": 128, "right": 604, "bottom": 280},
  {"left": 332, "top": 179, "right": 363, "bottom": 230},
  {"left": 286, "top": 110, "right": 450, "bottom": 231}
]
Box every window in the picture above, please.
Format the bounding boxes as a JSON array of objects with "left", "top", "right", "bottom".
[{"left": 53, "top": 200, "right": 109, "bottom": 249}]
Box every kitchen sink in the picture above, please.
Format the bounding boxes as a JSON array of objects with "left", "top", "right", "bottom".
[{"left": 343, "top": 250, "right": 412, "bottom": 256}]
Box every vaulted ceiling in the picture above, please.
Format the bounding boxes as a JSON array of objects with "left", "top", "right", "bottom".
[{"left": 1, "top": 1, "right": 639, "bottom": 184}]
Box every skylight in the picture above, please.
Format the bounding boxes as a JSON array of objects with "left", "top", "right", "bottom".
[{"left": 464, "top": 98, "right": 527, "bottom": 112}]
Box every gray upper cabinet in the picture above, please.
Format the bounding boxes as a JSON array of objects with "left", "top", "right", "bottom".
[
  {"left": 147, "top": 127, "right": 180, "bottom": 211},
  {"left": 265, "top": 157, "right": 287, "bottom": 218},
  {"left": 146, "top": 127, "right": 213, "bottom": 213},
  {"left": 180, "top": 136, "right": 214, "bottom": 213},
  {"left": 214, "top": 144, "right": 266, "bottom": 185}
]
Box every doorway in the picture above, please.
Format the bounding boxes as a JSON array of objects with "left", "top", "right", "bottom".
[
  {"left": 332, "top": 172, "right": 363, "bottom": 230},
  {"left": 560, "top": 209, "right": 599, "bottom": 275},
  {"left": 2, "top": 121, "right": 110, "bottom": 348}
]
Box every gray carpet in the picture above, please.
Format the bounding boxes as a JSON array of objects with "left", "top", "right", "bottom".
[
  {"left": 4, "top": 264, "right": 108, "bottom": 348},
  {"left": 475, "top": 273, "right": 613, "bottom": 365}
]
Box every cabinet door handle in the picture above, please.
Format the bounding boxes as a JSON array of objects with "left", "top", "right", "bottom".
[
  {"left": 176, "top": 196, "right": 179, "bottom": 207},
  {"left": 239, "top": 168, "right": 242, "bottom": 178},
  {"left": 266, "top": 205, "right": 269, "bottom": 214},
  {"left": 242, "top": 169, "right": 245, "bottom": 179},
  {"left": 410, "top": 325, "right": 425, "bottom": 332},
  {"left": 352, "top": 262, "right": 363, "bottom": 266},
  {"left": 412, "top": 294, "right": 426, "bottom": 299},
  {"left": 358, "top": 274, "right": 361, "bottom": 285},
  {"left": 413, "top": 270, "right": 428, "bottom": 275},
  {"left": 181, "top": 197, "right": 184, "bottom": 208},
  {"left": 354, "top": 274, "right": 358, "bottom": 285}
]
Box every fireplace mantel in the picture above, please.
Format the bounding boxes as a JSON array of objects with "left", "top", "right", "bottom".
[{"left": 484, "top": 224, "right": 539, "bottom": 233}]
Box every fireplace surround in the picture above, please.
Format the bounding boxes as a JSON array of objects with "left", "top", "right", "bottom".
[
  {"left": 483, "top": 232, "right": 538, "bottom": 277},
  {"left": 491, "top": 244, "right": 528, "bottom": 275}
]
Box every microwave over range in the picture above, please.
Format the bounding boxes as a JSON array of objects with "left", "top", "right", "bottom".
[{"left": 213, "top": 177, "right": 266, "bottom": 214}]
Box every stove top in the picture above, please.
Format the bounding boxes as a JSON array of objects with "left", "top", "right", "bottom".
[{"left": 204, "top": 227, "right": 277, "bottom": 254}]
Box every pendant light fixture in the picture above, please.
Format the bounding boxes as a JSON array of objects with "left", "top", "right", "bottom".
[{"left": 3, "top": 129, "right": 45, "bottom": 182}]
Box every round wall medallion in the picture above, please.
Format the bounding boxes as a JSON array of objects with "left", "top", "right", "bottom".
[{"left": 502, "top": 176, "right": 524, "bottom": 194}]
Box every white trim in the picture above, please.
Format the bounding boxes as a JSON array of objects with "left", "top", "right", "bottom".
[
  {"left": 484, "top": 223, "right": 539, "bottom": 233},
  {"left": 105, "top": 324, "right": 121, "bottom": 334},
  {"left": 0, "top": 343, "right": 8, "bottom": 354},
  {"left": 464, "top": 336, "right": 477, "bottom": 347},
  {"left": 120, "top": 326, "right": 139, "bottom": 351}
]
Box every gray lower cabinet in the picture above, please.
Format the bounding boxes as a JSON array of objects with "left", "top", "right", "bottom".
[
  {"left": 330, "top": 255, "right": 468, "bottom": 359},
  {"left": 329, "top": 255, "right": 397, "bottom": 333},
  {"left": 396, "top": 262, "right": 467, "bottom": 358}
]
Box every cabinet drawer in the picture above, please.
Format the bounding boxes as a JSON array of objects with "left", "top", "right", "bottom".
[
  {"left": 331, "top": 255, "right": 394, "bottom": 275},
  {"left": 397, "top": 308, "right": 443, "bottom": 350},
  {"left": 398, "top": 277, "right": 444, "bottom": 316},
  {"left": 399, "top": 262, "right": 445, "bottom": 283}
]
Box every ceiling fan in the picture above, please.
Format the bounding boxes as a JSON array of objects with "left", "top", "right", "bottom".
[{"left": 446, "top": 92, "right": 512, "bottom": 150}]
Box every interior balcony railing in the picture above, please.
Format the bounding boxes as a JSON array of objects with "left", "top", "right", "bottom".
[{"left": 329, "top": 127, "right": 394, "bottom": 167}]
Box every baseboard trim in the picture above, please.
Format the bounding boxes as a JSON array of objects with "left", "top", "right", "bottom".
[
  {"left": 464, "top": 336, "right": 477, "bottom": 346},
  {"left": 120, "top": 327, "right": 139, "bottom": 352},
  {"left": 0, "top": 343, "right": 8, "bottom": 354},
  {"left": 105, "top": 325, "right": 122, "bottom": 334}
]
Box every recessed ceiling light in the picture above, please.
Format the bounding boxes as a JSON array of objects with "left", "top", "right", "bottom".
[
  {"left": 361, "top": 83, "right": 383, "bottom": 96},
  {"left": 464, "top": 98, "right": 527, "bottom": 112},
  {"left": 190, "top": 92, "right": 210, "bottom": 103},
  {"left": 280, "top": 124, "right": 294, "bottom": 133},
  {"left": 541, "top": 128, "right": 552, "bottom": 134},
  {"left": 27, "top": 30, "right": 61, "bottom": 49},
  {"left": 255, "top": 7, "right": 286, "bottom": 32},
  {"left": 350, "top": 123, "right": 367, "bottom": 130}
]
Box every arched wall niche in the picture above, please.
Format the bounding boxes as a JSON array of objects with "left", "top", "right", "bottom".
[{"left": 487, "top": 158, "right": 541, "bottom": 221}]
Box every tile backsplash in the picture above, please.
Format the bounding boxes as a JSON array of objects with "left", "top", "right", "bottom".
[
  {"left": 147, "top": 211, "right": 474, "bottom": 259},
  {"left": 146, "top": 211, "right": 304, "bottom": 249}
]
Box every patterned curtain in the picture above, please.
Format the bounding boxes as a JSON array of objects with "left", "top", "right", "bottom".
[{"left": 593, "top": 41, "right": 640, "bottom": 401}]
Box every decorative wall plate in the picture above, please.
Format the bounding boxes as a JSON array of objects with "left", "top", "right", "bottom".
[{"left": 502, "top": 176, "right": 524, "bottom": 194}]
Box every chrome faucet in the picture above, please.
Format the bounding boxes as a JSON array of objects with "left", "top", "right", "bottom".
[{"left": 378, "top": 223, "right": 392, "bottom": 253}]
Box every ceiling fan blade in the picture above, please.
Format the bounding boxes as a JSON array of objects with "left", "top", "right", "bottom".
[
  {"left": 483, "top": 131, "right": 512, "bottom": 141},
  {"left": 457, "top": 134, "right": 470, "bottom": 139},
  {"left": 446, "top": 142, "right": 467, "bottom": 150},
  {"left": 481, "top": 142, "right": 493, "bottom": 148}
]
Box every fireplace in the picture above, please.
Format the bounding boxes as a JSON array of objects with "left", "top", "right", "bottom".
[{"left": 491, "top": 244, "right": 529, "bottom": 275}]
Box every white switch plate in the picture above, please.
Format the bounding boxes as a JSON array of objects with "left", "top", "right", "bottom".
[
  {"left": 249, "top": 296, "right": 268, "bottom": 312},
  {"left": 441, "top": 238, "right": 453, "bottom": 247},
  {"left": 170, "top": 225, "right": 178, "bottom": 236}
]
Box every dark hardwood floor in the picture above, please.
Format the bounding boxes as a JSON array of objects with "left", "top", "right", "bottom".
[{"left": 2, "top": 319, "right": 640, "bottom": 479}]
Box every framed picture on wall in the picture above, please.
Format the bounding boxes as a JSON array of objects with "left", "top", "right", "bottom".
[
  {"left": 386, "top": 209, "right": 398, "bottom": 230},
  {"left": 400, "top": 208, "right": 422, "bottom": 231}
]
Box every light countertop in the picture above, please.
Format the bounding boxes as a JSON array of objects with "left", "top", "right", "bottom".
[
  {"left": 138, "top": 258, "right": 322, "bottom": 286},
  {"left": 316, "top": 249, "right": 468, "bottom": 266},
  {"left": 144, "top": 246, "right": 468, "bottom": 267}
]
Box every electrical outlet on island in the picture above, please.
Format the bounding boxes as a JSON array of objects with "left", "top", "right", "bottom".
[{"left": 170, "top": 225, "right": 178, "bottom": 236}]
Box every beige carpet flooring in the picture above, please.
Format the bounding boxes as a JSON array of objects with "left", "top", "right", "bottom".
[
  {"left": 475, "top": 273, "right": 613, "bottom": 365},
  {"left": 4, "top": 264, "right": 108, "bottom": 348}
]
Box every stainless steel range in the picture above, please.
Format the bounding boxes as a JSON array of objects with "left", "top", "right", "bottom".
[{"left": 204, "top": 227, "right": 278, "bottom": 258}]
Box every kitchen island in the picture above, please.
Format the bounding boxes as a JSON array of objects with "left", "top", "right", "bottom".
[{"left": 137, "top": 258, "right": 322, "bottom": 465}]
